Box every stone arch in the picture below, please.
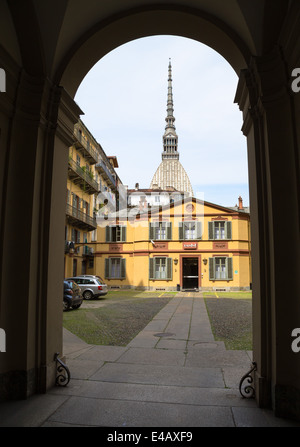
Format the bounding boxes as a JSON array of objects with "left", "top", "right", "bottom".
[
  {"left": 56, "top": 5, "right": 251, "bottom": 98},
  {"left": 0, "top": 0, "right": 299, "bottom": 421}
]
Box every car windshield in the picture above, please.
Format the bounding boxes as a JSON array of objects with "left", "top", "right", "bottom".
[{"left": 96, "top": 279, "right": 104, "bottom": 285}]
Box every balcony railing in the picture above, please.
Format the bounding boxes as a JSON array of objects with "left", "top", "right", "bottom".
[
  {"left": 74, "top": 130, "right": 100, "bottom": 165},
  {"left": 96, "top": 160, "right": 116, "bottom": 189},
  {"left": 66, "top": 203, "right": 97, "bottom": 231},
  {"left": 68, "top": 158, "right": 99, "bottom": 194},
  {"left": 82, "top": 246, "right": 94, "bottom": 256}
]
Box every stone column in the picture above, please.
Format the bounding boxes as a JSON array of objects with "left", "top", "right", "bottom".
[
  {"left": 0, "top": 54, "right": 82, "bottom": 398},
  {"left": 235, "top": 46, "right": 300, "bottom": 420}
]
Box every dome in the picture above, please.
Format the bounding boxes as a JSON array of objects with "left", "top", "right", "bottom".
[{"left": 150, "top": 159, "right": 194, "bottom": 196}]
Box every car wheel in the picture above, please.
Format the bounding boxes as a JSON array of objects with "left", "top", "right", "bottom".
[
  {"left": 63, "top": 300, "right": 70, "bottom": 311},
  {"left": 83, "top": 290, "right": 93, "bottom": 300},
  {"left": 72, "top": 304, "right": 81, "bottom": 309}
]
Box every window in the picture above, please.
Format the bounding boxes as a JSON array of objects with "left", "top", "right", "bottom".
[
  {"left": 209, "top": 257, "right": 233, "bottom": 280},
  {"left": 71, "top": 228, "right": 80, "bottom": 254},
  {"left": 149, "top": 257, "right": 172, "bottom": 280},
  {"left": 105, "top": 258, "right": 126, "bottom": 279},
  {"left": 208, "top": 221, "right": 232, "bottom": 240},
  {"left": 179, "top": 221, "right": 202, "bottom": 240},
  {"left": 149, "top": 222, "right": 172, "bottom": 240},
  {"left": 72, "top": 259, "right": 77, "bottom": 277},
  {"left": 105, "top": 225, "right": 126, "bottom": 242}
]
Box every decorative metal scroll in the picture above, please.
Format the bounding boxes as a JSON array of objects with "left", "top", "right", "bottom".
[
  {"left": 239, "top": 362, "right": 257, "bottom": 398},
  {"left": 54, "top": 353, "right": 71, "bottom": 387}
]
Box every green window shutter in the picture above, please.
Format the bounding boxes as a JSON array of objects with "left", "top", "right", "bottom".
[
  {"left": 196, "top": 221, "right": 202, "bottom": 240},
  {"left": 227, "top": 257, "right": 233, "bottom": 280},
  {"left": 149, "top": 223, "right": 154, "bottom": 240},
  {"left": 166, "top": 222, "right": 172, "bottom": 240},
  {"left": 178, "top": 222, "right": 183, "bottom": 240},
  {"left": 226, "top": 221, "right": 232, "bottom": 240},
  {"left": 105, "top": 226, "right": 110, "bottom": 242},
  {"left": 149, "top": 258, "right": 155, "bottom": 280},
  {"left": 121, "top": 258, "right": 126, "bottom": 279},
  {"left": 209, "top": 258, "right": 215, "bottom": 280},
  {"left": 104, "top": 258, "right": 110, "bottom": 278},
  {"left": 208, "top": 222, "right": 214, "bottom": 240},
  {"left": 121, "top": 226, "right": 126, "bottom": 242},
  {"left": 166, "top": 258, "right": 173, "bottom": 280}
]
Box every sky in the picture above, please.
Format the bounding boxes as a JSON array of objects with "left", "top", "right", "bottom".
[{"left": 74, "top": 35, "right": 249, "bottom": 208}]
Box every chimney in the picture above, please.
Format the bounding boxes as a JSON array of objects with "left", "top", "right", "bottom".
[
  {"left": 238, "top": 196, "right": 243, "bottom": 210},
  {"left": 135, "top": 183, "right": 139, "bottom": 190}
]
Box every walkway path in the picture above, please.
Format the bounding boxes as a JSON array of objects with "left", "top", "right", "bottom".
[{"left": 0, "top": 292, "right": 299, "bottom": 427}]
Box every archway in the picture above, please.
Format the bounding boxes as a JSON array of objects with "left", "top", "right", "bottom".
[
  {"left": 53, "top": 6, "right": 264, "bottom": 414},
  {"left": 0, "top": 1, "right": 299, "bottom": 422}
]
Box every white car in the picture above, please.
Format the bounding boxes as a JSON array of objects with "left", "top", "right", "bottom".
[{"left": 65, "top": 275, "right": 108, "bottom": 300}]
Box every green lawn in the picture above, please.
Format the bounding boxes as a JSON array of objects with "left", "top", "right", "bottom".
[
  {"left": 203, "top": 291, "right": 252, "bottom": 299},
  {"left": 204, "top": 296, "right": 253, "bottom": 350},
  {"left": 63, "top": 291, "right": 173, "bottom": 346}
]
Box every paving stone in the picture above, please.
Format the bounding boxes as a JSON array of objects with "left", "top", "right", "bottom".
[
  {"left": 0, "top": 394, "right": 69, "bottom": 427},
  {"left": 66, "top": 358, "right": 105, "bottom": 380},
  {"left": 116, "top": 347, "right": 186, "bottom": 366},
  {"left": 46, "top": 396, "right": 235, "bottom": 427},
  {"left": 75, "top": 345, "right": 127, "bottom": 362},
  {"left": 89, "top": 362, "right": 225, "bottom": 388},
  {"left": 185, "top": 347, "right": 250, "bottom": 368},
  {"left": 59, "top": 380, "right": 257, "bottom": 408},
  {"left": 232, "top": 407, "right": 300, "bottom": 427},
  {"left": 156, "top": 338, "right": 187, "bottom": 350}
]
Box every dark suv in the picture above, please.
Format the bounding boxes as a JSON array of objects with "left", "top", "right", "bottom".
[{"left": 63, "top": 280, "right": 83, "bottom": 311}]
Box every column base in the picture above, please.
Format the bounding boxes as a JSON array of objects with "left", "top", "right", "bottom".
[
  {"left": 273, "top": 384, "right": 300, "bottom": 422},
  {"left": 0, "top": 361, "right": 57, "bottom": 400}
]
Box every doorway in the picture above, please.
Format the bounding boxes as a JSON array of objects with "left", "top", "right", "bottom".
[{"left": 182, "top": 257, "right": 199, "bottom": 290}]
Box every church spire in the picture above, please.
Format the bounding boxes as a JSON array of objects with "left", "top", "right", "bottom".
[{"left": 162, "top": 59, "right": 179, "bottom": 160}]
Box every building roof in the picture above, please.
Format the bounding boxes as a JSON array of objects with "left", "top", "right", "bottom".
[{"left": 96, "top": 195, "right": 250, "bottom": 223}]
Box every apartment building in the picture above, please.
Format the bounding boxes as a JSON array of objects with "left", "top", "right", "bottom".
[{"left": 65, "top": 120, "right": 121, "bottom": 277}]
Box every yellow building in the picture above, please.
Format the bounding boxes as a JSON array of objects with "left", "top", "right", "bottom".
[
  {"left": 94, "top": 196, "right": 251, "bottom": 291},
  {"left": 65, "top": 120, "right": 121, "bottom": 277}
]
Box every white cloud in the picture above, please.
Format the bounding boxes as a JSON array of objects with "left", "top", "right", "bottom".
[{"left": 75, "top": 35, "right": 248, "bottom": 206}]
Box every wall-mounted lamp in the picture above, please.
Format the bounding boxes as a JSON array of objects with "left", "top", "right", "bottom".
[
  {"left": 65, "top": 241, "right": 75, "bottom": 254},
  {"left": 174, "top": 258, "right": 178, "bottom": 265},
  {"left": 203, "top": 258, "right": 207, "bottom": 265}
]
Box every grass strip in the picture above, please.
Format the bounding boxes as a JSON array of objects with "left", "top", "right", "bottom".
[
  {"left": 204, "top": 297, "right": 252, "bottom": 350},
  {"left": 63, "top": 296, "right": 172, "bottom": 346}
]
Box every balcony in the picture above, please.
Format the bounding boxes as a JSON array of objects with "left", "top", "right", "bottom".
[
  {"left": 68, "top": 158, "right": 99, "bottom": 194},
  {"left": 96, "top": 160, "right": 117, "bottom": 190},
  {"left": 82, "top": 246, "right": 94, "bottom": 256},
  {"left": 73, "top": 130, "right": 100, "bottom": 165},
  {"left": 66, "top": 203, "right": 97, "bottom": 231}
]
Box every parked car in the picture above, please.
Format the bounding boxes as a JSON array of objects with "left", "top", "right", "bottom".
[
  {"left": 63, "top": 280, "right": 83, "bottom": 311},
  {"left": 65, "top": 275, "right": 108, "bottom": 300}
]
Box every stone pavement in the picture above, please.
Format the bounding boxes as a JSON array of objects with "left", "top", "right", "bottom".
[{"left": 0, "top": 292, "right": 299, "bottom": 427}]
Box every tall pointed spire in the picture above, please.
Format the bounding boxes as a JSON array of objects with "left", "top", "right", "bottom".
[
  {"left": 150, "top": 59, "right": 193, "bottom": 196},
  {"left": 162, "top": 59, "right": 179, "bottom": 160},
  {"left": 166, "top": 59, "right": 175, "bottom": 130}
]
